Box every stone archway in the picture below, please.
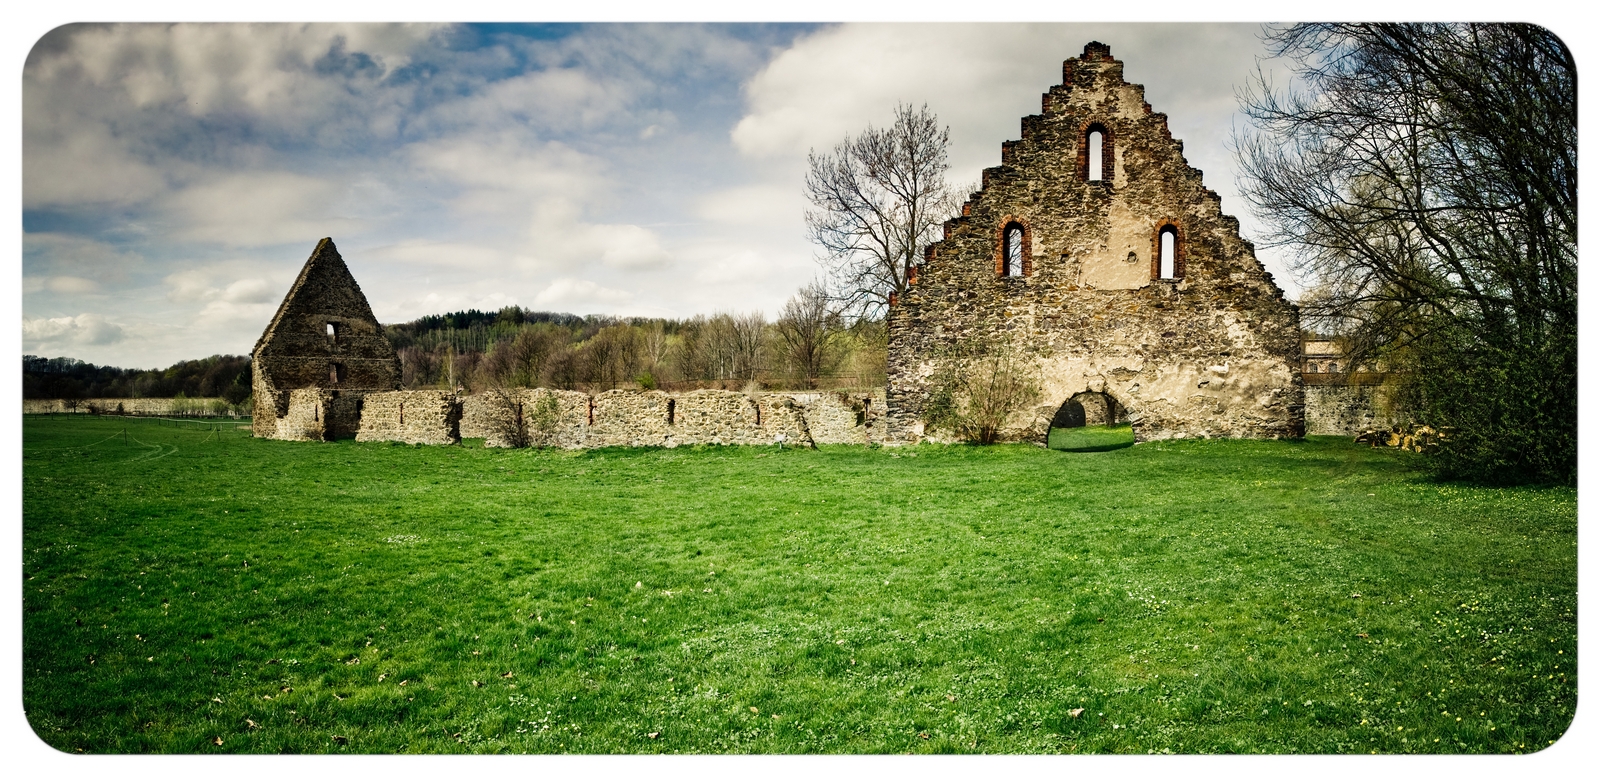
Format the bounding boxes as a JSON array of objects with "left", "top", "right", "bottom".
[{"left": 1046, "top": 390, "right": 1134, "bottom": 450}]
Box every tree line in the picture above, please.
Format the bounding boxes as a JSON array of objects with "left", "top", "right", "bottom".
[
  {"left": 22, "top": 354, "right": 252, "bottom": 404},
  {"left": 391, "top": 283, "right": 886, "bottom": 393},
  {"left": 23, "top": 285, "right": 886, "bottom": 401}
]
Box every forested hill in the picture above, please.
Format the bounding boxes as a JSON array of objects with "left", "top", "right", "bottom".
[{"left": 23, "top": 354, "right": 252, "bottom": 401}]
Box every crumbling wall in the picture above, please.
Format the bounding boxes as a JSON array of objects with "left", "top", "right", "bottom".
[
  {"left": 251, "top": 238, "right": 400, "bottom": 438},
  {"left": 886, "top": 42, "right": 1304, "bottom": 444},
  {"left": 589, "top": 389, "right": 673, "bottom": 447},
  {"left": 1304, "top": 384, "right": 1406, "bottom": 436},
  {"left": 274, "top": 389, "right": 329, "bottom": 442},
  {"left": 785, "top": 389, "right": 887, "bottom": 444},
  {"left": 460, "top": 388, "right": 818, "bottom": 448},
  {"left": 22, "top": 398, "right": 237, "bottom": 416},
  {"left": 355, "top": 390, "right": 463, "bottom": 445},
  {"left": 465, "top": 389, "right": 592, "bottom": 449}
]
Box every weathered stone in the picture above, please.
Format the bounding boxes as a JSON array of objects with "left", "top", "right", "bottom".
[
  {"left": 1304, "top": 384, "right": 1406, "bottom": 436},
  {"left": 251, "top": 238, "right": 400, "bottom": 440},
  {"left": 887, "top": 43, "right": 1305, "bottom": 443},
  {"left": 355, "top": 390, "right": 463, "bottom": 445},
  {"left": 22, "top": 398, "right": 238, "bottom": 416},
  {"left": 783, "top": 389, "right": 887, "bottom": 445}
]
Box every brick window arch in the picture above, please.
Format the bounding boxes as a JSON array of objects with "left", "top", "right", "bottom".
[
  {"left": 996, "top": 218, "right": 1032, "bottom": 277},
  {"left": 1078, "top": 121, "right": 1115, "bottom": 183},
  {"left": 1151, "top": 219, "right": 1186, "bottom": 280}
]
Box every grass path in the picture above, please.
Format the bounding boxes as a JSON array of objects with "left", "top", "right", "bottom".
[{"left": 22, "top": 415, "right": 1576, "bottom": 753}]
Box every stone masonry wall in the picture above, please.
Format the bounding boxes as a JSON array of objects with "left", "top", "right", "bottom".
[
  {"left": 460, "top": 388, "right": 884, "bottom": 448},
  {"left": 252, "top": 239, "right": 401, "bottom": 438},
  {"left": 1304, "top": 384, "right": 1405, "bottom": 436},
  {"left": 465, "top": 389, "right": 592, "bottom": 449},
  {"left": 22, "top": 398, "right": 239, "bottom": 416},
  {"left": 783, "top": 389, "right": 887, "bottom": 444},
  {"left": 355, "top": 390, "right": 463, "bottom": 445},
  {"left": 886, "top": 43, "right": 1304, "bottom": 444}
]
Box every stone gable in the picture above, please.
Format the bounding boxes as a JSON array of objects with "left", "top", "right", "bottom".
[
  {"left": 887, "top": 42, "right": 1305, "bottom": 442},
  {"left": 252, "top": 238, "right": 400, "bottom": 439}
]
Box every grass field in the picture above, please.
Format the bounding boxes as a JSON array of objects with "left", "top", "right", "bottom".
[
  {"left": 1047, "top": 423, "right": 1136, "bottom": 452},
  {"left": 21, "top": 414, "right": 1576, "bottom": 754}
]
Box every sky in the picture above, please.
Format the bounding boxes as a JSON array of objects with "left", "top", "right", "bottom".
[{"left": 14, "top": 22, "right": 1378, "bottom": 368}]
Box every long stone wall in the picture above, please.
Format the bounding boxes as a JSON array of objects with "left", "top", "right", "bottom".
[
  {"left": 22, "top": 398, "right": 240, "bottom": 416},
  {"left": 460, "top": 388, "right": 887, "bottom": 449},
  {"left": 355, "top": 390, "right": 463, "bottom": 445}
]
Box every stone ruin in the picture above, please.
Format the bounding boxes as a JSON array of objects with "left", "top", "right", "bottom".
[
  {"left": 886, "top": 42, "right": 1305, "bottom": 443},
  {"left": 251, "top": 238, "right": 409, "bottom": 441},
  {"left": 251, "top": 239, "right": 885, "bottom": 447},
  {"left": 254, "top": 44, "right": 1307, "bottom": 449}
]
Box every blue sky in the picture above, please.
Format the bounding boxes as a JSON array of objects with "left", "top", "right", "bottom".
[{"left": 24, "top": 22, "right": 1316, "bottom": 368}]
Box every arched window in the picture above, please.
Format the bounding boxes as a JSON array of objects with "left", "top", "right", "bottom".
[
  {"left": 1159, "top": 229, "right": 1176, "bottom": 278},
  {"left": 1328, "top": 362, "right": 1340, "bottom": 374},
  {"left": 1004, "top": 224, "right": 1024, "bottom": 277},
  {"left": 1087, "top": 130, "right": 1104, "bottom": 181},
  {"left": 996, "top": 220, "right": 1030, "bottom": 277},
  {"left": 1080, "top": 122, "right": 1113, "bottom": 183},
  {"left": 1152, "top": 221, "right": 1183, "bottom": 280}
]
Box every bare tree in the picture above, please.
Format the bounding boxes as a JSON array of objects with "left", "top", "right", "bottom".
[
  {"left": 678, "top": 313, "right": 765, "bottom": 384},
  {"left": 640, "top": 321, "right": 670, "bottom": 386},
  {"left": 583, "top": 324, "right": 643, "bottom": 390},
  {"left": 804, "top": 102, "right": 960, "bottom": 319},
  {"left": 1235, "top": 23, "right": 1575, "bottom": 483},
  {"left": 773, "top": 281, "right": 844, "bottom": 388}
]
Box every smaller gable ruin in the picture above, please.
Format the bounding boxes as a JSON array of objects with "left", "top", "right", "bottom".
[{"left": 252, "top": 238, "right": 401, "bottom": 441}]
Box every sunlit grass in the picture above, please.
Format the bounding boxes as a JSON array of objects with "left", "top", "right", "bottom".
[
  {"left": 22, "top": 415, "right": 1576, "bottom": 754},
  {"left": 1047, "top": 423, "right": 1136, "bottom": 451}
]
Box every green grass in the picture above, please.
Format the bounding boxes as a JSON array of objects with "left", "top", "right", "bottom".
[
  {"left": 1048, "top": 423, "right": 1137, "bottom": 451},
  {"left": 22, "top": 414, "right": 1576, "bottom": 754}
]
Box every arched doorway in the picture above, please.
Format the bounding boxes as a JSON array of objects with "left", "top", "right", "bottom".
[{"left": 1047, "top": 391, "right": 1134, "bottom": 451}]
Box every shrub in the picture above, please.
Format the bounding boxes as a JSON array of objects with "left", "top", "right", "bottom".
[{"left": 921, "top": 339, "right": 1040, "bottom": 444}]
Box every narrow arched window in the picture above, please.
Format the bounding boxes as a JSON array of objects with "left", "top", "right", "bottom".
[
  {"left": 1158, "top": 226, "right": 1178, "bottom": 279},
  {"left": 1081, "top": 123, "right": 1112, "bottom": 183},
  {"left": 1087, "top": 130, "right": 1104, "bottom": 181},
  {"left": 1004, "top": 225, "right": 1024, "bottom": 277}
]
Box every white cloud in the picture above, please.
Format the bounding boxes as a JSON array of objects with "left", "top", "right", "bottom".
[
  {"left": 694, "top": 184, "right": 802, "bottom": 227},
  {"left": 359, "top": 239, "right": 511, "bottom": 270},
  {"left": 163, "top": 171, "right": 357, "bottom": 247},
  {"left": 23, "top": 313, "right": 126, "bottom": 347},
  {"left": 533, "top": 278, "right": 634, "bottom": 310},
  {"left": 23, "top": 276, "right": 104, "bottom": 295},
  {"left": 221, "top": 278, "right": 274, "bottom": 304},
  {"left": 162, "top": 265, "right": 284, "bottom": 305}
]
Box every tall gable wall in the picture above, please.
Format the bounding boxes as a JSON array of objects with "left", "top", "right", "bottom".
[
  {"left": 887, "top": 42, "right": 1304, "bottom": 442},
  {"left": 252, "top": 238, "right": 400, "bottom": 439}
]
